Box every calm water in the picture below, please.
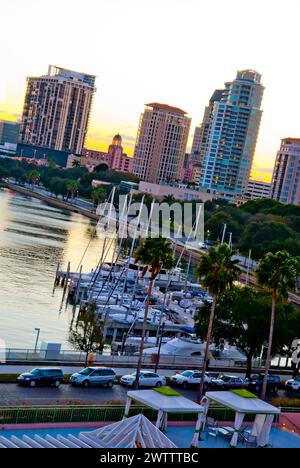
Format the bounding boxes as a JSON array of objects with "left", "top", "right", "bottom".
[{"left": 0, "top": 189, "right": 112, "bottom": 349}]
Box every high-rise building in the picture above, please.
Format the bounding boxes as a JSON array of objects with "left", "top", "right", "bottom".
[
  {"left": 0, "top": 120, "right": 20, "bottom": 145},
  {"left": 18, "top": 65, "right": 96, "bottom": 165},
  {"left": 0, "top": 120, "right": 20, "bottom": 155},
  {"left": 191, "top": 90, "right": 223, "bottom": 165},
  {"left": 133, "top": 103, "right": 191, "bottom": 184},
  {"left": 199, "top": 70, "right": 264, "bottom": 199},
  {"left": 270, "top": 138, "right": 300, "bottom": 205}
]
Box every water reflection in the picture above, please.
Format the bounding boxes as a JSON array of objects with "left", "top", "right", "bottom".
[{"left": 0, "top": 190, "right": 112, "bottom": 349}]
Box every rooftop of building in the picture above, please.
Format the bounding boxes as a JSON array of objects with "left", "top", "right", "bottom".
[
  {"left": 145, "top": 103, "right": 188, "bottom": 116},
  {"left": 248, "top": 179, "right": 271, "bottom": 186},
  {"left": 282, "top": 137, "right": 300, "bottom": 142},
  {"left": 0, "top": 119, "right": 20, "bottom": 126},
  {"left": 236, "top": 69, "right": 262, "bottom": 84},
  {"left": 27, "top": 65, "right": 96, "bottom": 88}
]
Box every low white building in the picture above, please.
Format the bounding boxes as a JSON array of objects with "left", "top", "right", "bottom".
[{"left": 131, "top": 181, "right": 214, "bottom": 202}]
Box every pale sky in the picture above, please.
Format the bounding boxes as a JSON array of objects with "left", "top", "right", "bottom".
[{"left": 1, "top": 0, "right": 300, "bottom": 181}]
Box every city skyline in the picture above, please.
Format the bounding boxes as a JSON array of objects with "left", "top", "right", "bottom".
[{"left": 1, "top": 0, "right": 300, "bottom": 181}]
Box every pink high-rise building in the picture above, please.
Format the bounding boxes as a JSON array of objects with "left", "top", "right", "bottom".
[{"left": 270, "top": 138, "right": 300, "bottom": 205}]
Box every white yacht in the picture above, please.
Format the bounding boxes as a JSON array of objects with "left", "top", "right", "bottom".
[{"left": 143, "top": 336, "right": 246, "bottom": 363}]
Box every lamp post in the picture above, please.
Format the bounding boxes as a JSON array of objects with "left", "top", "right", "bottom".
[
  {"left": 34, "top": 328, "right": 40, "bottom": 353},
  {"left": 155, "top": 323, "right": 166, "bottom": 373}
]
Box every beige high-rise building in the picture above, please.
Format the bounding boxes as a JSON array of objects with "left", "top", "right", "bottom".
[
  {"left": 133, "top": 103, "right": 191, "bottom": 183},
  {"left": 18, "top": 65, "right": 96, "bottom": 163}
]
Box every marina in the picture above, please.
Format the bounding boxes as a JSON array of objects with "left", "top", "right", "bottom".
[{"left": 0, "top": 189, "right": 112, "bottom": 349}]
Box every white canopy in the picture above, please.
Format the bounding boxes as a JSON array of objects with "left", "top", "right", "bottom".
[
  {"left": 205, "top": 391, "right": 280, "bottom": 414},
  {"left": 127, "top": 389, "right": 204, "bottom": 413},
  {"left": 82, "top": 414, "right": 176, "bottom": 448},
  {"left": 124, "top": 389, "right": 204, "bottom": 448},
  {"left": 205, "top": 391, "right": 280, "bottom": 447}
]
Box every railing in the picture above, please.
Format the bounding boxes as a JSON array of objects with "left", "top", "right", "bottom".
[
  {"left": 279, "top": 407, "right": 300, "bottom": 413},
  {"left": 0, "top": 405, "right": 254, "bottom": 426},
  {"left": 3, "top": 348, "right": 265, "bottom": 370},
  {"left": 0, "top": 405, "right": 288, "bottom": 426}
]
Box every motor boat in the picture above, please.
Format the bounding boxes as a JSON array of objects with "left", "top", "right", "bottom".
[
  {"left": 142, "top": 335, "right": 247, "bottom": 364},
  {"left": 143, "top": 335, "right": 202, "bottom": 356},
  {"left": 124, "top": 335, "right": 171, "bottom": 348}
]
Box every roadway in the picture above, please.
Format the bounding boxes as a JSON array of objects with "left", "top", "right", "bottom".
[{"left": 0, "top": 382, "right": 295, "bottom": 407}]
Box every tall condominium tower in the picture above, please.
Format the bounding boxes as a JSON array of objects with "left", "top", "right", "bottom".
[
  {"left": 191, "top": 90, "right": 223, "bottom": 164},
  {"left": 270, "top": 138, "right": 300, "bottom": 205},
  {"left": 133, "top": 103, "right": 191, "bottom": 183},
  {"left": 18, "top": 65, "right": 96, "bottom": 165},
  {"left": 199, "top": 70, "right": 264, "bottom": 199}
]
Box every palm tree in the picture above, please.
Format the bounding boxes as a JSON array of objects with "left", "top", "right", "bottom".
[
  {"left": 66, "top": 179, "right": 79, "bottom": 200},
  {"left": 133, "top": 237, "right": 174, "bottom": 388},
  {"left": 72, "top": 159, "right": 80, "bottom": 168},
  {"left": 91, "top": 187, "right": 106, "bottom": 206},
  {"left": 256, "top": 250, "right": 300, "bottom": 399},
  {"left": 197, "top": 244, "right": 240, "bottom": 400}
]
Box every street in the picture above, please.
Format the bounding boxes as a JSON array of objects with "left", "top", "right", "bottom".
[{"left": 0, "top": 382, "right": 295, "bottom": 407}]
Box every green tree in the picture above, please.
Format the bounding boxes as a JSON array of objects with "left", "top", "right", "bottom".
[
  {"left": 10, "top": 167, "right": 25, "bottom": 182},
  {"left": 238, "top": 214, "right": 300, "bottom": 258},
  {"left": 27, "top": 170, "right": 40, "bottom": 186},
  {"left": 48, "top": 177, "right": 68, "bottom": 199},
  {"left": 205, "top": 211, "right": 242, "bottom": 243},
  {"left": 196, "top": 244, "right": 240, "bottom": 398},
  {"left": 69, "top": 303, "right": 104, "bottom": 366},
  {"left": 91, "top": 187, "right": 107, "bottom": 206},
  {"left": 256, "top": 250, "right": 300, "bottom": 399},
  {"left": 95, "top": 163, "right": 109, "bottom": 172},
  {"left": 66, "top": 179, "right": 79, "bottom": 200},
  {"left": 48, "top": 157, "right": 58, "bottom": 169},
  {"left": 72, "top": 159, "right": 80, "bottom": 168},
  {"left": 134, "top": 237, "right": 174, "bottom": 388},
  {"left": 0, "top": 166, "right": 9, "bottom": 180},
  {"left": 163, "top": 195, "right": 177, "bottom": 205},
  {"left": 195, "top": 286, "right": 300, "bottom": 378}
]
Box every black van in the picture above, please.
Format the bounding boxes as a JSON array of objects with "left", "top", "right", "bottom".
[{"left": 17, "top": 368, "right": 64, "bottom": 387}]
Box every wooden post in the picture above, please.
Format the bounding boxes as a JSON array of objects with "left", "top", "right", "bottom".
[
  {"left": 55, "top": 262, "right": 60, "bottom": 285},
  {"left": 64, "top": 261, "right": 71, "bottom": 290},
  {"left": 75, "top": 265, "right": 83, "bottom": 303}
]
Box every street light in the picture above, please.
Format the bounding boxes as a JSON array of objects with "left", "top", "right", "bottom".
[
  {"left": 155, "top": 323, "right": 166, "bottom": 373},
  {"left": 34, "top": 328, "right": 40, "bottom": 353}
]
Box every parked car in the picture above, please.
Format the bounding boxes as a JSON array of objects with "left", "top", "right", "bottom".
[
  {"left": 120, "top": 371, "right": 166, "bottom": 388},
  {"left": 211, "top": 374, "right": 249, "bottom": 390},
  {"left": 70, "top": 367, "right": 117, "bottom": 388},
  {"left": 248, "top": 374, "right": 281, "bottom": 393},
  {"left": 285, "top": 375, "right": 300, "bottom": 393},
  {"left": 170, "top": 370, "right": 212, "bottom": 389},
  {"left": 17, "top": 368, "right": 64, "bottom": 387}
]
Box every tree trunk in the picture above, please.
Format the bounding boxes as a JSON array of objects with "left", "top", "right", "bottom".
[
  {"left": 198, "top": 295, "right": 217, "bottom": 402},
  {"left": 261, "top": 290, "right": 276, "bottom": 400},
  {"left": 134, "top": 276, "right": 154, "bottom": 389},
  {"left": 246, "top": 354, "right": 253, "bottom": 379}
]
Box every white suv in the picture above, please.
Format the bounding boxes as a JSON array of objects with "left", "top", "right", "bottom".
[
  {"left": 170, "top": 370, "right": 212, "bottom": 389},
  {"left": 285, "top": 376, "right": 300, "bottom": 392}
]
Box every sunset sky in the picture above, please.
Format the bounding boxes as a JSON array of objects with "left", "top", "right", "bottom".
[{"left": 1, "top": 0, "right": 300, "bottom": 181}]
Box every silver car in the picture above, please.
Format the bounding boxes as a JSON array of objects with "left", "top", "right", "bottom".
[
  {"left": 120, "top": 371, "right": 166, "bottom": 387},
  {"left": 70, "top": 367, "right": 117, "bottom": 388}
]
